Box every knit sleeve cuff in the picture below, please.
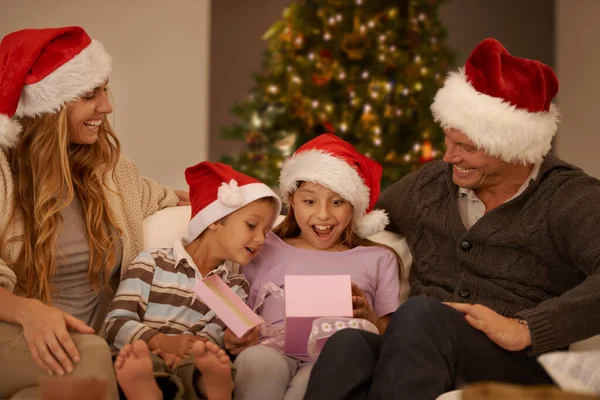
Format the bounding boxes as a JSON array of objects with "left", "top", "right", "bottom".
[
  {"left": 0, "top": 264, "right": 16, "bottom": 292},
  {"left": 514, "top": 308, "right": 557, "bottom": 355}
]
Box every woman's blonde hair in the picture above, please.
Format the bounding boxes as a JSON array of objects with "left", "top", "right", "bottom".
[
  {"left": 272, "top": 182, "right": 403, "bottom": 280},
  {"left": 1, "top": 105, "right": 122, "bottom": 304}
]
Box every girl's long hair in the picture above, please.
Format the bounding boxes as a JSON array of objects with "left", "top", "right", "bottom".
[
  {"left": 0, "top": 106, "right": 122, "bottom": 304},
  {"left": 273, "top": 184, "right": 403, "bottom": 281}
]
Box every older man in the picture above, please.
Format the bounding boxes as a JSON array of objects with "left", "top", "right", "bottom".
[{"left": 304, "top": 38, "right": 600, "bottom": 399}]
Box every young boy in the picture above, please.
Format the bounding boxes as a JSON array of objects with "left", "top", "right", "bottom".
[{"left": 103, "top": 161, "right": 281, "bottom": 400}]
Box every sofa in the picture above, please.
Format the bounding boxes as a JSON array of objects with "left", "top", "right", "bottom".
[{"left": 144, "top": 206, "right": 600, "bottom": 399}]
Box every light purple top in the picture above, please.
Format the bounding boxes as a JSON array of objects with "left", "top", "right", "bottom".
[{"left": 244, "top": 232, "right": 401, "bottom": 325}]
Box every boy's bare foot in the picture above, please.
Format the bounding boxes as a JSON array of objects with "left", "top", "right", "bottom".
[
  {"left": 192, "top": 340, "right": 233, "bottom": 400},
  {"left": 114, "top": 341, "right": 162, "bottom": 400}
]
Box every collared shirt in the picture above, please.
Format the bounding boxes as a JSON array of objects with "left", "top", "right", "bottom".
[
  {"left": 103, "top": 239, "right": 249, "bottom": 350},
  {"left": 457, "top": 162, "right": 542, "bottom": 229}
]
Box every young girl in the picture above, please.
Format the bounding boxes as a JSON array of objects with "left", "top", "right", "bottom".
[{"left": 232, "top": 134, "right": 402, "bottom": 400}]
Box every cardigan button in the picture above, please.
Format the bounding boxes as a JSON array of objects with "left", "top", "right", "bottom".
[
  {"left": 460, "top": 240, "right": 472, "bottom": 251},
  {"left": 459, "top": 289, "right": 471, "bottom": 299}
]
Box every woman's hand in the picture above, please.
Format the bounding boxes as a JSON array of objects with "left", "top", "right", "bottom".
[
  {"left": 17, "top": 298, "right": 94, "bottom": 376},
  {"left": 223, "top": 326, "right": 260, "bottom": 356}
]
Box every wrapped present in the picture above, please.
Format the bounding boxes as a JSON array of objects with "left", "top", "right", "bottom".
[
  {"left": 194, "top": 275, "right": 262, "bottom": 338},
  {"left": 284, "top": 275, "right": 353, "bottom": 356}
]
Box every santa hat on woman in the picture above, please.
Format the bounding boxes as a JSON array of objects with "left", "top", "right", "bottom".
[
  {"left": 0, "top": 26, "right": 112, "bottom": 147},
  {"left": 279, "top": 134, "right": 388, "bottom": 238},
  {"left": 430, "top": 38, "right": 559, "bottom": 165},
  {"left": 185, "top": 162, "right": 282, "bottom": 242}
]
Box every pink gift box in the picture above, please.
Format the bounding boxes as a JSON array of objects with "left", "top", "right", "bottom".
[
  {"left": 194, "top": 275, "right": 262, "bottom": 338},
  {"left": 284, "top": 275, "right": 353, "bottom": 356}
]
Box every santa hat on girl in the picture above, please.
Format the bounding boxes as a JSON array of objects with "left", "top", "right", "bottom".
[
  {"left": 185, "top": 162, "right": 282, "bottom": 242},
  {"left": 279, "top": 134, "right": 388, "bottom": 238},
  {"left": 430, "top": 38, "right": 559, "bottom": 165},
  {"left": 0, "top": 26, "right": 112, "bottom": 147}
]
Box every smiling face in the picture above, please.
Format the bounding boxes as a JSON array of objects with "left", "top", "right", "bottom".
[
  {"left": 442, "top": 128, "right": 509, "bottom": 190},
  {"left": 67, "top": 82, "right": 113, "bottom": 145},
  {"left": 210, "top": 197, "right": 277, "bottom": 266},
  {"left": 289, "top": 181, "right": 353, "bottom": 251}
]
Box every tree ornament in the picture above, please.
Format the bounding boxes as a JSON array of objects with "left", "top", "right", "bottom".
[
  {"left": 245, "top": 131, "right": 267, "bottom": 149},
  {"left": 419, "top": 140, "right": 434, "bottom": 164},
  {"left": 342, "top": 15, "right": 370, "bottom": 60},
  {"left": 312, "top": 49, "right": 335, "bottom": 86},
  {"left": 275, "top": 133, "right": 297, "bottom": 156}
]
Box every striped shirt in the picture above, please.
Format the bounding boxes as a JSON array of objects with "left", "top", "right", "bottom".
[{"left": 103, "top": 240, "right": 249, "bottom": 349}]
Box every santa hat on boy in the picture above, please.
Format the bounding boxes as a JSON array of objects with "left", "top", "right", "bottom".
[
  {"left": 430, "top": 38, "right": 559, "bottom": 165},
  {"left": 185, "top": 162, "right": 282, "bottom": 242},
  {"left": 280, "top": 134, "right": 388, "bottom": 238},
  {"left": 0, "top": 26, "right": 111, "bottom": 147}
]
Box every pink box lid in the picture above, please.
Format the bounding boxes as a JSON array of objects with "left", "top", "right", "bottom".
[{"left": 194, "top": 275, "right": 262, "bottom": 338}]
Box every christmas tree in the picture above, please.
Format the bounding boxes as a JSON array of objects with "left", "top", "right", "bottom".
[{"left": 220, "top": 0, "right": 454, "bottom": 189}]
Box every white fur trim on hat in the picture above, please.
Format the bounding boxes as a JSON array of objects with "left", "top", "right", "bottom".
[
  {"left": 0, "top": 114, "right": 22, "bottom": 148},
  {"left": 280, "top": 149, "right": 388, "bottom": 237},
  {"left": 430, "top": 69, "right": 559, "bottom": 165},
  {"left": 218, "top": 179, "right": 244, "bottom": 207},
  {"left": 15, "top": 40, "right": 112, "bottom": 118},
  {"left": 187, "top": 182, "right": 282, "bottom": 243}
]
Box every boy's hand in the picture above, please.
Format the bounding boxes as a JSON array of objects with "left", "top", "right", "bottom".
[
  {"left": 223, "top": 326, "right": 260, "bottom": 356},
  {"left": 352, "top": 282, "right": 378, "bottom": 327},
  {"left": 148, "top": 333, "right": 203, "bottom": 357},
  {"left": 152, "top": 349, "right": 183, "bottom": 371}
]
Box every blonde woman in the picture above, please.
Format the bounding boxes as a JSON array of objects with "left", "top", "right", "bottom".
[{"left": 0, "top": 27, "right": 186, "bottom": 399}]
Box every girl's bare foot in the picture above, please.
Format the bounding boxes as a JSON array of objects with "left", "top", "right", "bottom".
[
  {"left": 192, "top": 340, "right": 233, "bottom": 400},
  {"left": 114, "top": 341, "right": 162, "bottom": 400}
]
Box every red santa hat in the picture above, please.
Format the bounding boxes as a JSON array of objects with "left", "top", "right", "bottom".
[
  {"left": 430, "top": 38, "right": 559, "bottom": 165},
  {"left": 185, "top": 162, "right": 282, "bottom": 242},
  {"left": 0, "top": 26, "right": 112, "bottom": 147},
  {"left": 279, "top": 134, "right": 389, "bottom": 238}
]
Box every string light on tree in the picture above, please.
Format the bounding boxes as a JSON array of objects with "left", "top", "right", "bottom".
[{"left": 221, "top": 0, "right": 455, "bottom": 189}]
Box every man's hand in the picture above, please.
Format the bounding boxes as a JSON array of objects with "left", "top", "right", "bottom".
[
  {"left": 444, "top": 302, "right": 532, "bottom": 351},
  {"left": 223, "top": 326, "right": 260, "bottom": 356}
]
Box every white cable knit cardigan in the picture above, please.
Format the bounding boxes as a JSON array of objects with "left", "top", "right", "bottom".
[{"left": 0, "top": 149, "right": 179, "bottom": 294}]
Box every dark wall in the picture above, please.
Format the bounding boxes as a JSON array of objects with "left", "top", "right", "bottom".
[{"left": 209, "top": 0, "right": 555, "bottom": 160}]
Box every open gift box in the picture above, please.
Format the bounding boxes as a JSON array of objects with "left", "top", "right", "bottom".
[{"left": 284, "top": 274, "right": 353, "bottom": 356}]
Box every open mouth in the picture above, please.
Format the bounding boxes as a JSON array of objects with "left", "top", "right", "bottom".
[
  {"left": 245, "top": 246, "right": 256, "bottom": 255},
  {"left": 312, "top": 224, "right": 334, "bottom": 240}
]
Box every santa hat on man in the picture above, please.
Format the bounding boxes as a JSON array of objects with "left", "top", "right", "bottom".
[
  {"left": 430, "top": 38, "right": 559, "bottom": 165},
  {"left": 279, "top": 134, "right": 388, "bottom": 238},
  {"left": 185, "top": 162, "right": 282, "bottom": 243},
  {"left": 0, "top": 26, "right": 112, "bottom": 147}
]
